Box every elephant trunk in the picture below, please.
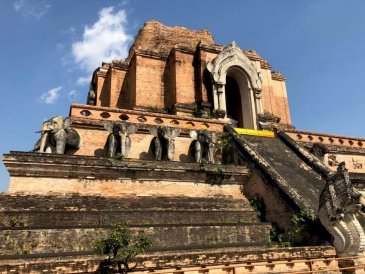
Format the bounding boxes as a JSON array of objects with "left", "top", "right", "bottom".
[
  {"left": 154, "top": 138, "right": 162, "bottom": 161},
  {"left": 39, "top": 131, "right": 49, "bottom": 153},
  {"left": 194, "top": 141, "right": 202, "bottom": 163},
  {"left": 120, "top": 134, "right": 127, "bottom": 157},
  {"left": 167, "top": 139, "right": 175, "bottom": 161},
  {"left": 54, "top": 129, "right": 67, "bottom": 154},
  {"left": 107, "top": 134, "right": 117, "bottom": 157}
]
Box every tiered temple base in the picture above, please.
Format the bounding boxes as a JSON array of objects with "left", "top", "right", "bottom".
[
  {"left": 0, "top": 152, "right": 276, "bottom": 272},
  {"left": 0, "top": 149, "right": 345, "bottom": 273}
]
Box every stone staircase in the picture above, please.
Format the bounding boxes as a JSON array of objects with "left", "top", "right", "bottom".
[{"left": 0, "top": 192, "right": 271, "bottom": 256}]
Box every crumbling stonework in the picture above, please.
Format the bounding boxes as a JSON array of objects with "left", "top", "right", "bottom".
[
  {"left": 3, "top": 20, "right": 365, "bottom": 273},
  {"left": 89, "top": 20, "right": 292, "bottom": 127}
]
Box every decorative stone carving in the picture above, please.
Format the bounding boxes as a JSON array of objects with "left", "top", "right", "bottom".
[
  {"left": 352, "top": 158, "right": 363, "bottom": 170},
  {"left": 206, "top": 42, "right": 263, "bottom": 129},
  {"left": 271, "top": 70, "right": 286, "bottom": 81},
  {"left": 103, "top": 121, "right": 138, "bottom": 158},
  {"left": 318, "top": 162, "right": 365, "bottom": 256},
  {"left": 211, "top": 109, "right": 226, "bottom": 119},
  {"left": 190, "top": 130, "right": 217, "bottom": 164},
  {"left": 328, "top": 155, "right": 340, "bottom": 167},
  {"left": 257, "top": 112, "right": 282, "bottom": 130},
  {"left": 150, "top": 126, "right": 180, "bottom": 161},
  {"left": 206, "top": 42, "right": 262, "bottom": 92},
  {"left": 33, "top": 116, "right": 81, "bottom": 155},
  {"left": 311, "top": 143, "right": 329, "bottom": 162},
  {"left": 86, "top": 82, "right": 96, "bottom": 105},
  {"left": 258, "top": 112, "right": 281, "bottom": 124}
]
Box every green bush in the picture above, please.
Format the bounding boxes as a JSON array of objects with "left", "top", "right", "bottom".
[{"left": 93, "top": 223, "right": 152, "bottom": 274}]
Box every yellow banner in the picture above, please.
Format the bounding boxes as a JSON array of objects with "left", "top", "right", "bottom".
[{"left": 234, "top": 128, "right": 275, "bottom": 138}]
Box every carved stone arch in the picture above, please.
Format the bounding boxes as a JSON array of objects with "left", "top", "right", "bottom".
[
  {"left": 206, "top": 42, "right": 263, "bottom": 129},
  {"left": 207, "top": 43, "right": 262, "bottom": 91}
]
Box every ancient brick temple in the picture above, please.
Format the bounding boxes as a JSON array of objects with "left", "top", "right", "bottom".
[{"left": 2, "top": 20, "right": 365, "bottom": 273}]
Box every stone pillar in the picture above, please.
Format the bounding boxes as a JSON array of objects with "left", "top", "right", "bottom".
[
  {"left": 212, "top": 84, "right": 219, "bottom": 110},
  {"left": 217, "top": 83, "right": 227, "bottom": 118},
  {"left": 249, "top": 88, "right": 258, "bottom": 130},
  {"left": 254, "top": 89, "right": 263, "bottom": 115}
]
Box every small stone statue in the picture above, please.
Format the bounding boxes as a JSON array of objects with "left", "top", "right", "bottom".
[
  {"left": 103, "top": 121, "right": 138, "bottom": 158},
  {"left": 311, "top": 142, "right": 329, "bottom": 162},
  {"left": 190, "top": 130, "right": 217, "bottom": 164},
  {"left": 33, "top": 116, "right": 81, "bottom": 155},
  {"left": 150, "top": 126, "right": 180, "bottom": 161},
  {"left": 86, "top": 82, "right": 96, "bottom": 105}
]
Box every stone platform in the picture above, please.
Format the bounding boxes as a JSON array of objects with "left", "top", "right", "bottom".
[{"left": 0, "top": 152, "right": 274, "bottom": 270}]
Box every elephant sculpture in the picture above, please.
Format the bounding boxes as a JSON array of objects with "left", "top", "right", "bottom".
[
  {"left": 150, "top": 126, "right": 180, "bottom": 161},
  {"left": 190, "top": 130, "right": 217, "bottom": 164},
  {"left": 33, "top": 116, "right": 81, "bottom": 155},
  {"left": 103, "top": 121, "right": 138, "bottom": 158},
  {"left": 86, "top": 82, "right": 96, "bottom": 105},
  {"left": 318, "top": 162, "right": 365, "bottom": 256}
]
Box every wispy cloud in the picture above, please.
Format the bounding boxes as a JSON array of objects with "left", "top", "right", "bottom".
[
  {"left": 40, "top": 86, "right": 62, "bottom": 104},
  {"left": 67, "top": 90, "right": 79, "bottom": 101},
  {"left": 72, "top": 6, "right": 132, "bottom": 72},
  {"left": 14, "top": 0, "right": 51, "bottom": 20},
  {"left": 76, "top": 76, "right": 90, "bottom": 86}
]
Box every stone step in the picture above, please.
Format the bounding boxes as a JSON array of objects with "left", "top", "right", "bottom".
[
  {"left": 0, "top": 210, "right": 259, "bottom": 228},
  {"left": 0, "top": 194, "right": 252, "bottom": 211},
  {"left": 0, "top": 223, "right": 271, "bottom": 255}
]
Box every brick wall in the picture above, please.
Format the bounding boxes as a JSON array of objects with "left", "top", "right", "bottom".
[
  {"left": 175, "top": 51, "right": 196, "bottom": 104},
  {"left": 109, "top": 68, "right": 126, "bottom": 107},
  {"left": 243, "top": 169, "right": 295, "bottom": 229},
  {"left": 135, "top": 55, "right": 166, "bottom": 107}
]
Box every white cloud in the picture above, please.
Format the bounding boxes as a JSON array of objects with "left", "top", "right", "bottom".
[
  {"left": 67, "top": 90, "right": 79, "bottom": 101},
  {"left": 76, "top": 76, "right": 90, "bottom": 86},
  {"left": 40, "top": 86, "right": 62, "bottom": 104},
  {"left": 14, "top": 0, "right": 51, "bottom": 19},
  {"left": 72, "top": 6, "right": 132, "bottom": 72}
]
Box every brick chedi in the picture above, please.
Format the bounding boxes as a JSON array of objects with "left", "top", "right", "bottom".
[{"left": 4, "top": 20, "right": 365, "bottom": 273}]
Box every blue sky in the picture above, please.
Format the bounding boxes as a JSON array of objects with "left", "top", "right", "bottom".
[{"left": 1, "top": 0, "right": 365, "bottom": 191}]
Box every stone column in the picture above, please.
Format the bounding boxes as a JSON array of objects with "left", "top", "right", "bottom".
[
  {"left": 254, "top": 89, "right": 263, "bottom": 115},
  {"left": 217, "top": 83, "right": 227, "bottom": 117},
  {"left": 249, "top": 88, "right": 257, "bottom": 130},
  {"left": 212, "top": 84, "right": 219, "bottom": 110}
]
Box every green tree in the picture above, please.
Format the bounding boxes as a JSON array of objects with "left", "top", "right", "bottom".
[{"left": 93, "top": 223, "right": 152, "bottom": 274}]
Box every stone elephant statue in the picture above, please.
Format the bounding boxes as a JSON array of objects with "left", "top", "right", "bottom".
[
  {"left": 318, "top": 162, "right": 365, "bottom": 256},
  {"left": 33, "top": 116, "right": 81, "bottom": 155},
  {"left": 190, "top": 130, "right": 216, "bottom": 164},
  {"left": 103, "top": 121, "right": 138, "bottom": 158},
  {"left": 150, "top": 126, "right": 180, "bottom": 161}
]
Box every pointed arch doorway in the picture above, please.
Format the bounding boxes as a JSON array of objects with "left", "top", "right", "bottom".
[{"left": 207, "top": 42, "right": 263, "bottom": 130}]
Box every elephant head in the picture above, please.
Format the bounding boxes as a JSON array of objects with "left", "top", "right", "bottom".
[
  {"left": 34, "top": 116, "right": 80, "bottom": 154},
  {"left": 150, "top": 126, "right": 180, "bottom": 161},
  {"left": 103, "top": 121, "right": 138, "bottom": 158},
  {"left": 190, "top": 130, "right": 216, "bottom": 164}
]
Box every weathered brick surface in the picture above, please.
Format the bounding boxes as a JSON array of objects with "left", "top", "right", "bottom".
[
  {"left": 175, "top": 51, "right": 196, "bottom": 104},
  {"left": 243, "top": 169, "right": 295, "bottom": 229},
  {"left": 0, "top": 194, "right": 258, "bottom": 229},
  {"left": 91, "top": 20, "right": 292, "bottom": 128},
  {"left": 0, "top": 246, "right": 338, "bottom": 274},
  {"left": 135, "top": 55, "right": 166, "bottom": 107},
  {"left": 8, "top": 177, "right": 246, "bottom": 197},
  {"left": 127, "top": 20, "right": 214, "bottom": 62},
  {"left": 109, "top": 67, "right": 126, "bottom": 107}
]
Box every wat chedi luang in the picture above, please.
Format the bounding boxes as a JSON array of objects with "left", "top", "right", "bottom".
[{"left": 2, "top": 20, "right": 365, "bottom": 273}]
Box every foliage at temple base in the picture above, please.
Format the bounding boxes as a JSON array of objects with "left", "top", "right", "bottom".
[{"left": 93, "top": 223, "right": 152, "bottom": 274}]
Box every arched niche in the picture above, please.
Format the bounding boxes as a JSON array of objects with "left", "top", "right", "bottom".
[{"left": 206, "top": 42, "right": 263, "bottom": 129}]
